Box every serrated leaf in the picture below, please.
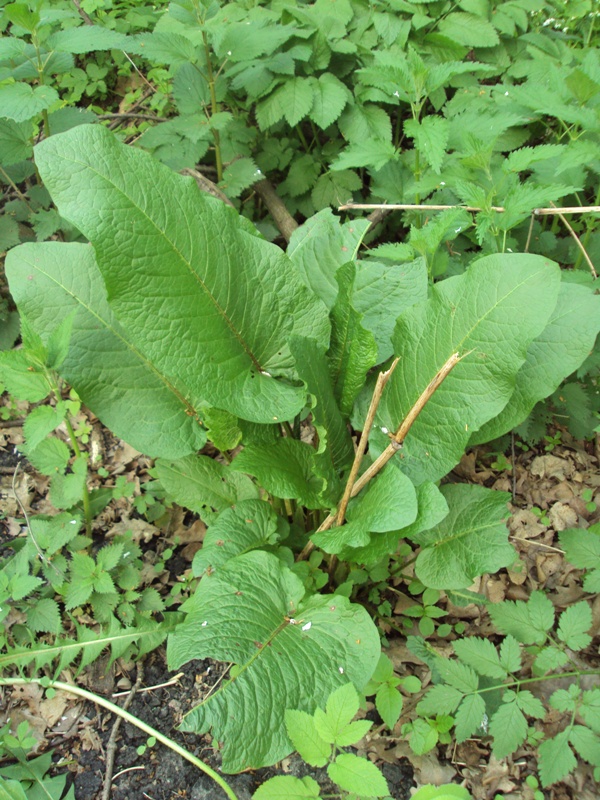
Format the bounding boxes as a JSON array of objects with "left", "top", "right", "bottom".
[
  {"left": 338, "top": 104, "right": 392, "bottom": 144},
  {"left": 317, "top": 683, "right": 360, "bottom": 742},
  {"left": 417, "top": 684, "right": 464, "bottom": 717},
  {"left": 406, "top": 718, "right": 439, "bottom": 755},
  {"left": 309, "top": 73, "right": 349, "bottom": 129},
  {"left": 376, "top": 683, "right": 402, "bottom": 730},
  {"left": 29, "top": 512, "right": 81, "bottom": 555},
  {"left": 438, "top": 12, "right": 499, "bottom": 47},
  {"left": 538, "top": 730, "right": 577, "bottom": 787},
  {"left": 232, "top": 439, "right": 326, "bottom": 509},
  {"left": 9, "top": 573, "right": 43, "bottom": 602},
  {"left": 47, "top": 26, "right": 129, "bottom": 53},
  {"left": 284, "top": 710, "right": 330, "bottom": 767},
  {"left": 560, "top": 527, "right": 600, "bottom": 571},
  {"left": 23, "top": 404, "right": 65, "bottom": 451},
  {"left": 24, "top": 436, "right": 70, "bottom": 475},
  {"left": 168, "top": 551, "right": 379, "bottom": 771},
  {"left": 489, "top": 591, "right": 553, "bottom": 645},
  {"left": 328, "top": 753, "right": 389, "bottom": 797},
  {"left": 581, "top": 688, "right": 600, "bottom": 734},
  {"left": 453, "top": 637, "right": 506, "bottom": 680},
  {"left": 489, "top": 700, "right": 527, "bottom": 758},
  {"left": 378, "top": 254, "right": 561, "bottom": 486},
  {"left": 327, "top": 262, "right": 378, "bottom": 416},
  {"left": 569, "top": 725, "right": 600, "bottom": 767},
  {"left": 193, "top": 500, "right": 280, "bottom": 575},
  {"left": 34, "top": 125, "right": 327, "bottom": 424},
  {"left": 516, "top": 691, "right": 545, "bottom": 719},
  {"left": 220, "top": 157, "right": 262, "bottom": 198},
  {"left": 0, "top": 118, "right": 32, "bottom": 166},
  {"left": 6, "top": 244, "right": 207, "bottom": 459},
  {"left": 335, "top": 719, "right": 373, "bottom": 747},
  {"left": 157, "top": 454, "right": 258, "bottom": 516},
  {"left": 0, "top": 83, "right": 59, "bottom": 122},
  {"left": 404, "top": 116, "right": 449, "bottom": 174},
  {"left": 413, "top": 484, "right": 513, "bottom": 590},
  {"left": 455, "top": 693, "right": 486, "bottom": 742},
  {"left": 253, "top": 775, "right": 321, "bottom": 799},
  {"left": 499, "top": 635, "right": 521, "bottom": 673},
  {"left": 26, "top": 598, "right": 61, "bottom": 634},
  {"left": 127, "top": 32, "right": 197, "bottom": 65},
  {"left": 311, "top": 169, "right": 361, "bottom": 209},
  {"left": 557, "top": 602, "right": 592, "bottom": 651},
  {"left": 533, "top": 646, "right": 568, "bottom": 675},
  {"left": 279, "top": 77, "right": 314, "bottom": 126},
  {"left": 331, "top": 139, "right": 397, "bottom": 172},
  {"left": 49, "top": 456, "right": 87, "bottom": 510},
  {"left": 437, "top": 659, "right": 478, "bottom": 694}
]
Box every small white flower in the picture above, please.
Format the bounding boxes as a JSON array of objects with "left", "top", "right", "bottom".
[
  {"left": 338, "top": 666, "right": 344, "bottom": 674},
  {"left": 301, "top": 621, "right": 312, "bottom": 631},
  {"left": 440, "top": 181, "right": 446, "bottom": 186},
  {"left": 504, "top": 91, "right": 509, "bottom": 96},
  {"left": 393, "top": 90, "right": 400, "bottom": 98}
]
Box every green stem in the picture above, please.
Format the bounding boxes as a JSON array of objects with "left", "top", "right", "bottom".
[
  {"left": 202, "top": 31, "right": 223, "bottom": 182},
  {"left": 296, "top": 125, "right": 310, "bottom": 153},
  {"left": 468, "top": 669, "right": 600, "bottom": 697},
  {"left": 63, "top": 416, "right": 92, "bottom": 538},
  {"left": 0, "top": 678, "right": 239, "bottom": 800}
]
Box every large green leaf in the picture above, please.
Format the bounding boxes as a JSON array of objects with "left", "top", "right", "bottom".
[
  {"left": 5, "top": 243, "right": 206, "bottom": 459},
  {"left": 353, "top": 257, "right": 428, "bottom": 362},
  {"left": 413, "top": 484, "right": 513, "bottom": 589},
  {"left": 378, "top": 254, "right": 561, "bottom": 485},
  {"left": 34, "top": 124, "right": 326, "bottom": 423},
  {"left": 156, "top": 455, "right": 259, "bottom": 515},
  {"left": 290, "top": 335, "right": 355, "bottom": 472},
  {"left": 328, "top": 262, "right": 378, "bottom": 416},
  {"left": 287, "top": 209, "right": 370, "bottom": 309},
  {"left": 168, "top": 551, "right": 379, "bottom": 772},
  {"left": 471, "top": 281, "right": 600, "bottom": 444}
]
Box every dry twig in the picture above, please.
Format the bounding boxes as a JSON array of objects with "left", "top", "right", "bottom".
[
  {"left": 254, "top": 180, "right": 299, "bottom": 242},
  {"left": 550, "top": 202, "right": 598, "bottom": 278}
]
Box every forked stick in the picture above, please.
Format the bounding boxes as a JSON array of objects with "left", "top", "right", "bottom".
[{"left": 297, "top": 351, "right": 464, "bottom": 560}]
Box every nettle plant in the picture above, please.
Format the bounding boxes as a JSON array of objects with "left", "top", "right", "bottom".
[{"left": 3, "top": 124, "right": 600, "bottom": 774}]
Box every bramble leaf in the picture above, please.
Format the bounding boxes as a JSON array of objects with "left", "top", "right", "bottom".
[
  {"left": 538, "top": 730, "right": 577, "bottom": 787},
  {"left": 489, "top": 699, "right": 527, "bottom": 758},
  {"left": 455, "top": 694, "right": 486, "bottom": 743},
  {"left": 328, "top": 753, "right": 389, "bottom": 797},
  {"left": 557, "top": 602, "right": 592, "bottom": 651},
  {"left": 284, "top": 710, "right": 330, "bottom": 767}
]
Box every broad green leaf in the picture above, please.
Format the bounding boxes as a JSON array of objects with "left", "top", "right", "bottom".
[
  {"left": 0, "top": 118, "right": 32, "bottom": 166},
  {"left": 311, "top": 169, "right": 362, "bottom": 209},
  {"left": 0, "top": 777, "right": 28, "bottom": 800},
  {"left": 378, "top": 254, "right": 561, "bottom": 485},
  {"left": 327, "top": 262, "right": 378, "bottom": 416},
  {"left": 472, "top": 283, "right": 600, "bottom": 444},
  {"left": 313, "top": 464, "right": 418, "bottom": 554},
  {"left": 438, "top": 12, "right": 499, "bottom": 47},
  {"left": 417, "top": 684, "right": 464, "bottom": 716},
  {"left": 338, "top": 104, "right": 392, "bottom": 144},
  {"left": 50, "top": 457, "right": 87, "bottom": 510},
  {"left": 413, "top": 484, "right": 512, "bottom": 590},
  {"left": 327, "top": 754, "right": 389, "bottom": 797},
  {"left": 288, "top": 209, "right": 370, "bottom": 309},
  {"left": 404, "top": 116, "right": 449, "bottom": 174},
  {"left": 168, "top": 551, "right": 380, "bottom": 771},
  {"left": 453, "top": 637, "right": 506, "bottom": 680},
  {"left": 34, "top": 125, "right": 326, "bottom": 423},
  {"left": 47, "top": 26, "right": 130, "bottom": 53},
  {"left": 406, "top": 718, "right": 439, "bottom": 755},
  {"left": 0, "top": 217, "right": 20, "bottom": 253},
  {"left": 489, "top": 699, "right": 527, "bottom": 758},
  {"left": 22, "top": 403, "right": 65, "bottom": 451},
  {"left": 220, "top": 157, "right": 262, "bottom": 197},
  {"left": 284, "top": 710, "right": 330, "bottom": 767},
  {"left": 232, "top": 438, "right": 326, "bottom": 509},
  {"left": 455, "top": 694, "right": 486, "bottom": 742},
  {"left": 29, "top": 512, "right": 81, "bottom": 555},
  {"left": 411, "top": 786, "right": 471, "bottom": 800},
  {"left": 0, "top": 83, "right": 58, "bottom": 122},
  {"left": 6, "top": 243, "right": 207, "bottom": 459},
  {"left": 192, "top": 500, "right": 281, "bottom": 575},
  {"left": 376, "top": 683, "right": 403, "bottom": 730},
  {"left": 353, "top": 257, "right": 428, "bottom": 363},
  {"left": 527, "top": 591, "right": 556, "bottom": 635},
  {"left": 253, "top": 775, "right": 321, "bottom": 799},
  {"left": 309, "top": 73, "right": 349, "bottom": 129},
  {"left": 280, "top": 77, "right": 314, "bottom": 126},
  {"left": 156, "top": 454, "right": 258, "bottom": 515},
  {"left": 557, "top": 602, "right": 592, "bottom": 651},
  {"left": 290, "top": 335, "right": 355, "bottom": 471},
  {"left": 331, "top": 140, "right": 397, "bottom": 172},
  {"left": 538, "top": 730, "right": 577, "bottom": 787},
  {"left": 127, "top": 32, "right": 198, "bottom": 65}
]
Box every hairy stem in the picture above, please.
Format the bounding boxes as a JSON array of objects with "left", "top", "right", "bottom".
[{"left": 202, "top": 31, "right": 223, "bottom": 182}]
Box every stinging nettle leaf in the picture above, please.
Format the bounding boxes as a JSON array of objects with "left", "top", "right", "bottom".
[
  {"left": 168, "top": 551, "right": 380, "bottom": 772},
  {"left": 34, "top": 125, "right": 327, "bottom": 424}
]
